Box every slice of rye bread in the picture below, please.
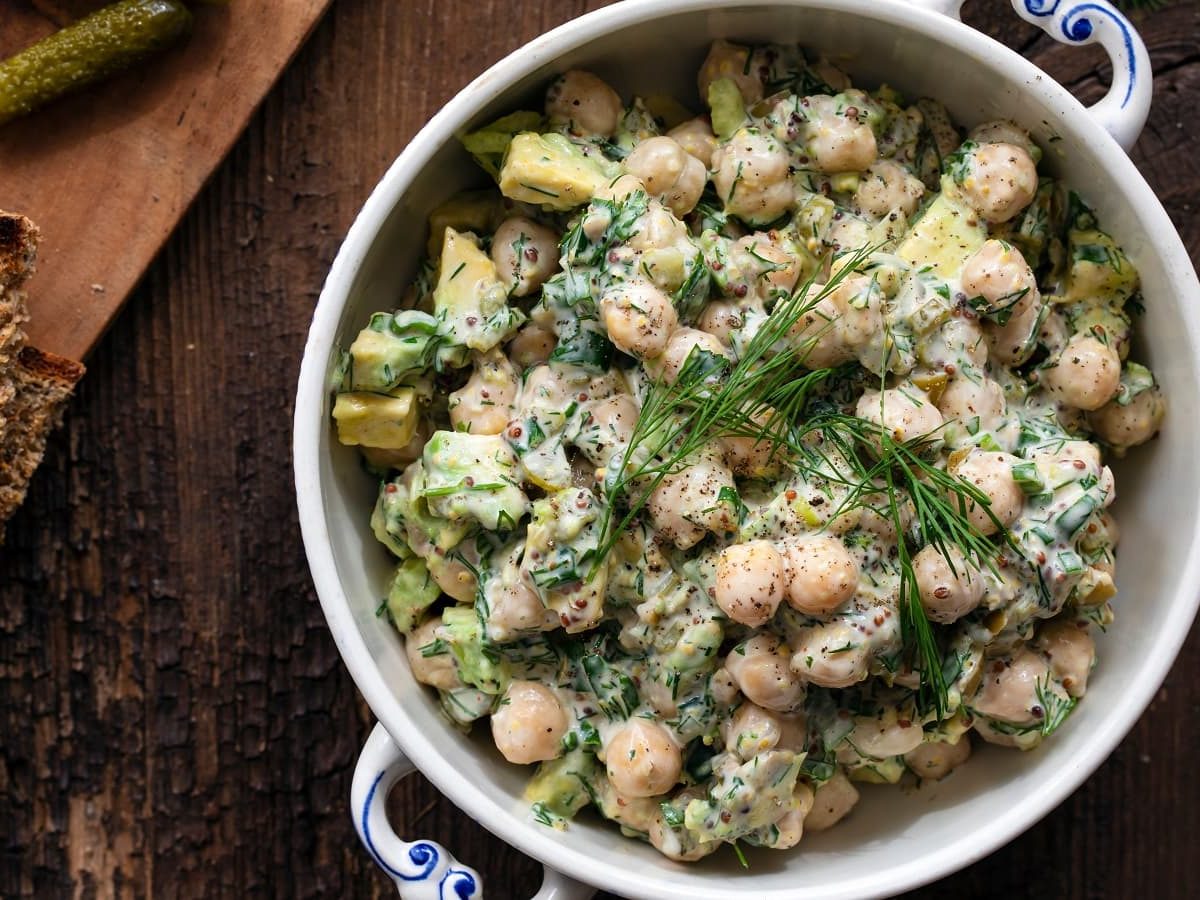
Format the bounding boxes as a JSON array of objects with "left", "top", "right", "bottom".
[
  {"left": 0, "top": 213, "right": 37, "bottom": 430},
  {"left": 0, "top": 211, "right": 85, "bottom": 538},
  {"left": 0, "top": 347, "right": 85, "bottom": 535}
]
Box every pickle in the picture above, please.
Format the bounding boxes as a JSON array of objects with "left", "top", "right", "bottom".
[{"left": 0, "top": 0, "right": 193, "bottom": 127}]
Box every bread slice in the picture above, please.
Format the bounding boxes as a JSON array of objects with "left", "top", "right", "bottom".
[
  {"left": 0, "top": 210, "right": 85, "bottom": 538},
  {"left": 0, "top": 347, "right": 85, "bottom": 534},
  {"left": 0, "top": 212, "right": 40, "bottom": 292},
  {"left": 0, "top": 213, "right": 36, "bottom": 435}
]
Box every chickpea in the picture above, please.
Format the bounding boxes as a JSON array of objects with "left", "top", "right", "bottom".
[
  {"left": 955, "top": 142, "right": 1038, "bottom": 224},
  {"left": 801, "top": 95, "right": 878, "bottom": 173},
  {"left": 668, "top": 116, "right": 719, "bottom": 168},
  {"left": 721, "top": 702, "right": 782, "bottom": 760},
  {"left": 649, "top": 793, "right": 720, "bottom": 861},
  {"left": 937, "top": 375, "right": 1006, "bottom": 436},
  {"left": 804, "top": 769, "right": 860, "bottom": 832},
  {"left": 848, "top": 708, "right": 925, "bottom": 758},
  {"left": 904, "top": 736, "right": 972, "bottom": 780},
  {"left": 490, "top": 217, "right": 560, "bottom": 297},
  {"left": 580, "top": 393, "right": 638, "bottom": 464},
  {"left": 782, "top": 535, "right": 859, "bottom": 617},
  {"left": 429, "top": 554, "right": 477, "bottom": 603},
  {"left": 914, "top": 543, "right": 984, "bottom": 624},
  {"left": 962, "top": 239, "right": 1038, "bottom": 310},
  {"left": 789, "top": 290, "right": 855, "bottom": 368},
  {"left": 941, "top": 316, "right": 990, "bottom": 369},
  {"left": 593, "top": 172, "right": 646, "bottom": 204},
  {"left": 697, "top": 39, "right": 763, "bottom": 105},
  {"left": 623, "top": 136, "right": 707, "bottom": 216},
  {"left": 491, "top": 680, "right": 569, "bottom": 765},
  {"left": 726, "top": 634, "right": 807, "bottom": 712},
  {"left": 950, "top": 449, "right": 1024, "bottom": 535},
  {"left": 697, "top": 300, "right": 744, "bottom": 346},
  {"left": 711, "top": 128, "right": 794, "bottom": 225},
  {"left": 968, "top": 119, "right": 1040, "bottom": 162},
  {"left": 405, "top": 617, "right": 461, "bottom": 691},
  {"left": 647, "top": 454, "right": 737, "bottom": 549},
  {"left": 605, "top": 720, "right": 682, "bottom": 798},
  {"left": 1029, "top": 438, "right": 1101, "bottom": 474},
  {"left": 507, "top": 323, "right": 557, "bottom": 369},
  {"left": 971, "top": 648, "right": 1050, "bottom": 725},
  {"left": 855, "top": 385, "right": 944, "bottom": 445},
  {"left": 715, "top": 541, "right": 786, "bottom": 627},
  {"left": 1044, "top": 334, "right": 1121, "bottom": 411},
  {"left": 731, "top": 232, "right": 802, "bottom": 301},
  {"left": 770, "top": 783, "right": 816, "bottom": 850},
  {"left": 600, "top": 281, "right": 678, "bottom": 359},
  {"left": 720, "top": 407, "right": 786, "bottom": 478},
  {"left": 1034, "top": 619, "right": 1095, "bottom": 697},
  {"left": 518, "top": 363, "right": 572, "bottom": 410},
  {"left": 791, "top": 274, "right": 883, "bottom": 368},
  {"left": 648, "top": 327, "right": 733, "bottom": 385},
  {"left": 545, "top": 70, "right": 623, "bottom": 138},
  {"left": 791, "top": 623, "right": 870, "bottom": 688},
  {"left": 960, "top": 240, "right": 1042, "bottom": 365},
  {"left": 987, "top": 299, "right": 1043, "bottom": 367},
  {"left": 852, "top": 159, "right": 925, "bottom": 218},
  {"left": 448, "top": 350, "right": 518, "bottom": 435},
  {"left": 487, "top": 580, "right": 556, "bottom": 643},
  {"left": 1088, "top": 385, "right": 1165, "bottom": 449},
  {"left": 776, "top": 713, "right": 809, "bottom": 752},
  {"left": 626, "top": 203, "right": 691, "bottom": 253}
]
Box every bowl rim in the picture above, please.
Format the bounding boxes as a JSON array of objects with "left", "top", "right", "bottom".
[{"left": 294, "top": 0, "right": 1200, "bottom": 896}]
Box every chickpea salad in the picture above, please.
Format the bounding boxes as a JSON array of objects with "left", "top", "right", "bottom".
[{"left": 330, "top": 41, "right": 1164, "bottom": 864}]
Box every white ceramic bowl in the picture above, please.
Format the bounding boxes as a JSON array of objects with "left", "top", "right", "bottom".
[{"left": 294, "top": 1, "right": 1200, "bottom": 897}]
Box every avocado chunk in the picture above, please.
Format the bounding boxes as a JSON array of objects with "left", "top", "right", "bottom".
[
  {"left": 385, "top": 557, "right": 442, "bottom": 634},
  {"left": 683, "top": 750, "right": 801, "bottom": 842},
  {"left": 371, "top": 484, "right": 413, "bottom": 558},
  {"left": 333, "top": 389, "right": 418, "bottom": 449},
  {"left": 426, "top": 189, "right": 509, "bottom": 257},
  {"left": 433, "top": 227, "right": 525, "bottom": 367},
  {"left": 1065, "top": 227, "right": 1138, "bottom": 304},
  {"left": 898, "top": 180, "right": 987, "bottom": 277},
  {"left": 498, "top": 132, "right": 610, "bottom": 211},
  {"left": 525, "top": 747, "right": 597, "bottom": 818},
  {"left": 707, "top": 77, "right": 746, "bottom": 140},
  {"left": 421, "top": 431, "right": 530, "bottom": 531},
  {"left": 440, "top": 604, "right": 510, "bottom": 694},
  {"left": 348, "top": 310, "right": 440, "bottom": 391},
  {"left": 460, "top": 110, "right": 545, "bottom": 180},
  {"left": 375, "top": 465, "right": 474, "bottom": 556}
]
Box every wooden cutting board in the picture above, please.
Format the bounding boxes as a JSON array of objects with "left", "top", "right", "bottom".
[{"left": 0, "top": 0, "right": 333, "bottom": 361}]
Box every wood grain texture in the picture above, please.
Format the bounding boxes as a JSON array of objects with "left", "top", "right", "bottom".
[
  {"left": 0, "top": 0, "right": 333, "bottom": 362},
  {"left": 0, "top": 1, "right": 1197, "bottom": 898}
]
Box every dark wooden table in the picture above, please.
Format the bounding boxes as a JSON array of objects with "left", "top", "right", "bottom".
[{"left": 2, "top": 1, "right": 1198, "bottom": 897}]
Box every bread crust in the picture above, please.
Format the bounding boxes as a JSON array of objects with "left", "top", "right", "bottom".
[{"left": 0, "top": 210, "right": 85, "bottom": 538}]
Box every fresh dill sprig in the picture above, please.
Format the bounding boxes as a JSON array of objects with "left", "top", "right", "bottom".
[
  {"left": 800, "top": 410, "right": 1031, "bottom": 717},
  {"left": 1034, "top": 675, "right": 1078, "bottom": 737},
  {"left": 590, "top": 245, "right": 877, "bottom": 566}
]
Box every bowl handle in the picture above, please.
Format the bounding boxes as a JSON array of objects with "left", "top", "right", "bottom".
[
  {"left": 908, "top": 0, "right": 1151, "bottom": 151},
  {"left": 351, "top": 722, "right": 597, "bottom": 899}
]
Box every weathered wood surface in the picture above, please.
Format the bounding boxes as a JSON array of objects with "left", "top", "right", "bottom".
[
  {"left": 1, "top": 1, "right": 1197, "bottom": 897},
  {"left": 0, "top": 0, "right": 334, "bottom": 362}
]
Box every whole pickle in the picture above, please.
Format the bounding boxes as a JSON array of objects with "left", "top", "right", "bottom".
[{"left": 0, "top": 0, "right": 193, "bottom": 127}]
